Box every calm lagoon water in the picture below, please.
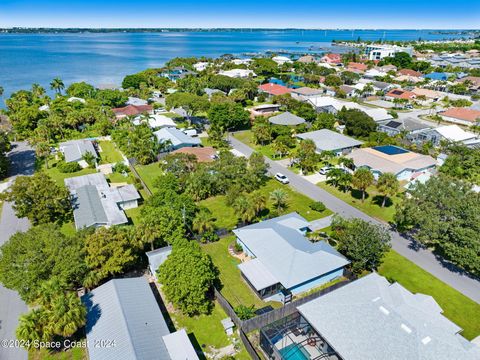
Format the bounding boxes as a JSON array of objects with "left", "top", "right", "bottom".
[{"left": 0, "top": 30, "right": 469, "bottom": 99}]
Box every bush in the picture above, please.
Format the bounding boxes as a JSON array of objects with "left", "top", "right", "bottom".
[
  {"left": 235, "top": 304, "right": 256, "bottom": 320},
  {"left": 233, "top": 242, "right": 243, "bottom": 253},
  {"left": 309, "top": 201, "right": 326, "bottom": 212},
  {"left": 200, "top": 230, "right": 219, "bottom": 243},
  {"left": 113, "top": 162, "right": 130, "bottom": 174},
  {"left": 57, "top": 161, "right": 81, "bottom": 173}
]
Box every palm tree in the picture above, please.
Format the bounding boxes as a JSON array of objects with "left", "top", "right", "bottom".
[
  {"left": 50, "top": 77, "right": 65, "bottom": 94},
  {"left": 16, "top": 309, "right": 50, "bottom": 347},
  {"left": 250, "top": 191, "right": 267, "bottom": 216},
  {"left": 233, "top": 195, "right": 256, "bottom": 223},
  {"left": 193, "top": 208, "right": 215, "bottom": 235},
  {"left": 47, "top": 292, "right": 86, "bottom": 338},
  {"left": 31, "top": 83, "right": 45, "bottom": 98},
  {"left": 82, "top": 151, "right": 96, "bottom": 168},
  {"left": 352, "top": 168, "right": 374, "bottom": 203},
  {"left": 362, "top": 83, "right": 374, "bottom": 98},
  {"left": 269, "top": 188, "right": 289, "bottom": 212},
  {"left": 376, "top": 172, "right": 399, "bottom": 207}
]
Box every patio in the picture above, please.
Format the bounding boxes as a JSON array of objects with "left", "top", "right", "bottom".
[{"left": 260, "top": 312, "right": 339, "bottom": 360}]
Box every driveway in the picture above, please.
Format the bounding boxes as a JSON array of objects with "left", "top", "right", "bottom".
[
  {"left": 0, "top": 142, "right": 34, "bottom": 360},
  {"left": 229, "top": 135, "right": 480, "bottom": 304}
]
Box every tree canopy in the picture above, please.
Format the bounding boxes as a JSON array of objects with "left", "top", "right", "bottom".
[
  {"left": 395, "top": 176, "right": 480, "bottom": 276},
  {"left": 158, "top": 239, "right": 217, "bottom": 315},
  {"left": 207, "top": 102, "right": 250, "bottom": 131},
  {"left": 338, "top": 108, "right": 377, "bottom": 138}
]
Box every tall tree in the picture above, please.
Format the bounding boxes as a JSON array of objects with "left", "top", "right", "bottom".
[
  {"left": 294, "top": 139, "right": 319, "bottom": 174},
  {"left": 50, "top": 77, "right": 65, "bottom": 94},
  {"left": 158, "top": 239, "right": 217, "bottom": 315},
  {"left": 332, "top": 216, "right": 391, "bottom": 274},
  {"left": 2, "top": 172, "right": 72, "bottom": 225},
  {"left": 352, "top": 168, "right": 374, "bottom": 202},
  {"left": 269, "top": 188, "right": 289, "bottom": 213},
  {"left": 376, "top": 172, "right": 399, "bottom": 207},
  {"left": 84, "top": 227, "right": 137, "bottom": 288}
]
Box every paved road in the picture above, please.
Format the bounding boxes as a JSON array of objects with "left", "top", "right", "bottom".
[
  {"left": 0, "top": 142, "right": 34, "bottom": 360},
  {"left": 229, "top": 135, "right": 480, "bottom": 304}
]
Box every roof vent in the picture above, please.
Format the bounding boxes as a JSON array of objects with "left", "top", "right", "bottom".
[
  {"left": 379, "top": 306, "right": 390, "bottom": 315},
  {"left": 422, "top": 336, "right": 431, "bottom": 345},
  {"left": 401, "top": 324, "right": 412, "bottom": 334},
  {"left": 372, "top": 297, "right": 381, "bottom": 302}
]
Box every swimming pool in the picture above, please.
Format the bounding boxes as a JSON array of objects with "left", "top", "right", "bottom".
[
  {"left": 373, "top": 145, "right": 409, "bottom": 155},
  {"left": 279, "top": 343, "right": 310, "bottom": 360}
]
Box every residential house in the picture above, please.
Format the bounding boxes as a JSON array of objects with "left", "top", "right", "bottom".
[
  {"left": 363, "top": 68, "right": 387, "bottom": 79},
  {"left": 346, "top": 146, "right": 436, "bottom": 180},
  {"left": 232, "top": 58, "right": 252, "bottom": 66},
  {"left": 320, "top": 53, "right": 342, "bottom": 65},
  {"left": 272, "top": 56, "right": 293, "bottom": 65},
  {"left": 218, "top": 69, "right": 256, "bottom": 78},
  {"left": 193, "top": 61, "right": 210, "bottom": 71},
  {"left": 112, "top": 104, "right": 153, "bottom": 119},
  {"left": 258, "top": 83, "right": 293, "bottom": 98},
  {"left": 385, "top": 88, "right": 416, "bottom": 101},
  {"left": 297, "top": 55, "right": 316, "bottom": 63},
  {"left": 438, "top": 107, "right": 480, "bottom": 126},
  {"left": 297, "top": 129, "right": 363, "bottom": 155},
  {"left": 339, "top": 85, "right": 357, "bottom": 98},
  {"left": 417, "top": 124, "right": 480, "bottom": 147},
  {"left": 235, "top": 213, "right": 349, "bottom": 301},
  {"left": 428, "top": 54, "right": 480, "bottom": 69},
  {"left": 171, "top": 146, "right": 217, "bottom": 162},
  {"left": 378, "top": 64, "right": 397, "bottom": 72},
  {"left": 59, "top": 139, "right": 98, "bottom": 168},
  {"left": 411, "top": 87, "right": 441, "bottom": 101},
  {"left": 260, "top": 272, "right": 480, "bottom": 360},
  {"left": 126, "top": 97, "right": 148, "bottom": 106},
  {"left": 67, "top": 96, "right": 86, "bottom": 104},
  {"left": 397, "top": 69, "right": 423, "bottom": 78},
  {"left": 358, "top": 79, "right": 397, "bottom": 93},
  {"left": 133, "top": 114, "right": 177, "bottom": 129},
  {"left": 204, "top": 88, "right": 226, "bottom": 98},
  {"left": 347, "top": 62, "right": 368, "bottom": 73},
  {"left": 290, "top": 86, "right": 324, "bottom": 101},
  {"left": 456, "top": 76, "right": 480, "bottom": 92},
  {"left": 268, "top": 112, "right": 306, "bottom": 126},
  {"left": 394, "top": 74, "right": 423, "bottom": 83},
  {"left": 154, "top": 127, "right": 201, "bottom": 151},
  {"left": 377, "top": 117, "right": 432, "bottom": 140},
  {"left": 162, "top": 66, "right": 197, "bottom": 81},
  {"left": 64, "top": 173, "right": 140, "bottom": 230},
  {"left": 365, "top": 44, "right": 413, "bottom": 60},
  {"left": 249, "top": 104, "right": 282, "bottom": 117},
  {"left": 82, "top": 277, "right": 199, "bottom": 360}
]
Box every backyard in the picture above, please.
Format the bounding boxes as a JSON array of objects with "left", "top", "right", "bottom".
[
  {"left": 378, "top": 250, "right": 480, "bottom": 340},
  {"left": 233, "top": 130, "right": 291, "bottom": 160},
  {"left": 203, "top": 235, "right": 281, "bottom": 310},
  {"left": 97, "top": 140, "right": 124, "bottom": 164},
  {"left": 317, "top": 182, "right": 401, "bottom": 223},
  {"left": 42, "top": 158, "right": 96, "bottom": 185},
  {"left": 29, "top": 344, "right": 86, "bottom": 360},
  {"left": 134, "top": 161, "right": 164, "bottom": 192}
]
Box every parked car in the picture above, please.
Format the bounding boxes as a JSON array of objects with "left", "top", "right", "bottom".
[
  {"left": 275, "top": 173, "right": 289, "bottom": 184},
  {"left": 319, "top": 166, "right": 332, "bottom": 175}
]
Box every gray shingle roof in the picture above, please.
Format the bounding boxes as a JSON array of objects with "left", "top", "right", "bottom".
[
  {"left": 268, "top": 111, "right": 306, "bottom": 126},
  {"left": 297, "top": 273, "right": 480, "bottom": 360},
  {"left": 82, "top": 277, "right": 171, "bottom": 360},
  {"left": 297, "top": 129, "right": 363, "bottom": 152},
  {"left": 234, "top": 213, "right": 349, "bottom": 289},
  {"left": 59, "top": 139, "right": 98, "bottom": 163},
  {"left": 380, "top": 118, "right": 431, "bottom": 132}
]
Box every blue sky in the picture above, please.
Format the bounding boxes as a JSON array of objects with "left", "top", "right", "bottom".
[{"left": 0, "top": 0, "right": 479, "bottom": 29}]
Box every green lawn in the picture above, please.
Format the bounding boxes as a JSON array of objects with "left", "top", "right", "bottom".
[
  {"left": 262, "top": 179, "right": 332, "bottom": 221},
  {"left": 378, "top": 251, "right": 480, "bottom": 340},
  {"left": 203, "top": 236, "right": 281, "bottom": 310},
  {"left": 29, "top": 346, "right": 87, "bottom": 360},
  {"left": 125, "top": 205, "right": 143, "bottom": 226},
  {"left": 134, "top": 162, "right": 164, "bottom": 192},
  {"left": 106, "top": 172, "right": 133, "bottom": 184},
  {"left": 233, "top": 130, "right": 291, "bottom": 160},
  {"left": 97, "top": 140, "right": 124, "bottom": 164},
  {"left": 43, "top": 159, "right": 96, "bottom": 185},
  {"left": 199, "top": 179, "right": 331, "bottom": 231},
  {"left": 317, "top": 182, "right": 401, "bottom": 223},
  {"left": 171, "top": 301, "right": 230, "bottom": 349}
]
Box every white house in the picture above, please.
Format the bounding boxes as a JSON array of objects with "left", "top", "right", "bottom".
[{"left": 218, "top": 69, "right": 256, "bottom": 78}]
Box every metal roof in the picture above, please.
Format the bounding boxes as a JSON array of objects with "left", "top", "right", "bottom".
[
  {"left": 72, "top": 185, "right": 108, "bottom": 229},
  {"left": 154, "top": 127, "right": 201, "bottom": 148},
  {"left": 82, "top": 277, "right": 171, "bottom": 360},
  {"left": 162, "top": 329, "right": 199, "bottom": 360},
  {"left": 297, "top": 129, "right": 363, "bottom": 152},
  {"left": 297, "top": 273, "right": 480, "bottom": 360},
  {"left": 234, "top": 213, "right": 349, "bottom": 289},
  {"left": 146, "top": 246, "right": 172, "bottom": 280},
  {"left": 238, "top": 258, "right": 279, "bottom": 290},
  {"left": 268, "top": 111, "right": 306, "bottom": 126}
]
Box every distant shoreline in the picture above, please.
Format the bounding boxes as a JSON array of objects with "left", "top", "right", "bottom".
[{"left": 1, "top": 28, "right": 479, "bottom": 35}]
